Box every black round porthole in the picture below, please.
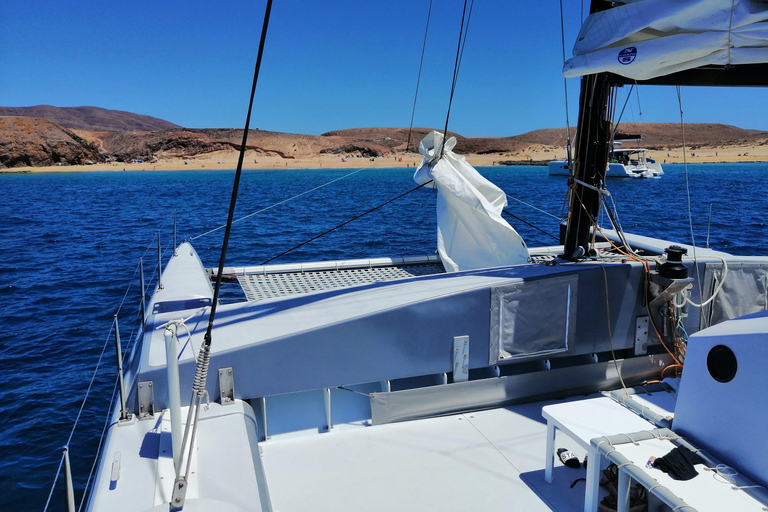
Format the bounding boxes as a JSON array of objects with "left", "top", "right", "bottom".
[{"left": 706, "top": 345, "right": 738, "bottom": 383}]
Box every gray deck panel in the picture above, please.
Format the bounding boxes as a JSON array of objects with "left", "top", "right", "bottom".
[{"left": 260, "top": 396, "right": 605, "bottom": 512}]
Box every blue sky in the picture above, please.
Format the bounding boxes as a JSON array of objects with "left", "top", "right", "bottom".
[{"left": 3, "top": 1, "right": 768, "bottom": 137}]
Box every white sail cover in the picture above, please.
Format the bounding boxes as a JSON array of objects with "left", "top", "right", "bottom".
[
  {"left": 563, "top": 0, "right": 768, "bottom": 80},
  {"left": 413, "top": 131, "right": 528, "bottom": 272}
]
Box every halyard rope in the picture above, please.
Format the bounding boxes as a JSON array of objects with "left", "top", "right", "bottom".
[
  {"left": 406, "top": 0, "right": 434, "bottom": 153},
  {"left": 260, "top": 180, "right": 434, "bottom": 265},
  {"left": 439, "top": 0, "right": 475, "bottom": 158}
]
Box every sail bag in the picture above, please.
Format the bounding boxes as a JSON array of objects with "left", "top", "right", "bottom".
[
  {"left": 413, "top": 131, "right": 528, "bottom": 272},
  {"left": 563, "top": 0, "right": 768, "bottom": 80}
]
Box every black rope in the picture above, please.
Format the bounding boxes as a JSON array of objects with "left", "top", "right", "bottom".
[
  {"left": 440, "top": 0, "right": 475, "bottom": 157},
  {"left": 261, "top": 180, "right": 434, "bottom": 265},
  {"left": 406, "top": 0, "right": 434, "bottom": 153},
  {"left": 501, "top": 209, "right": 559, "bottom": 242},
  {"left": 559, "top": 0, "right": 574, "bottom": 170},
  {"left": 611, "top": 83, "right": 635, "bottom": 141},
  {"left": 205, "top": 0, "right": 273, "bottom": 348}
]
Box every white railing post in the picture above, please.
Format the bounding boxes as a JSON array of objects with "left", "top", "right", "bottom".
[
  {"left": 173, "top": 210, "right": 178, "bottom": 257},
  {"left": 139, "top": 257, "right": 146, "bottom": 321},
  {"left": 114, "top": 315, "right": 129, "bottom": 421},
  {"left": 157, "top": 231, "right": 164, "bottom": 290},
  {"left": 164, "top": 323, "right": 183, "bottom": 474},
  {"left": 63, "top": 447, "right": 76, "bottom": 512}
]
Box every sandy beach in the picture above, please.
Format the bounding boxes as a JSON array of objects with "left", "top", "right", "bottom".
[{"left": 5, "top": 143, "right": 768, "bottom": 174}]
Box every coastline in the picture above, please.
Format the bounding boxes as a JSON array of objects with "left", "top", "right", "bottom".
[{"left": 3, "top": 144, "right": 768, "bottom": 173}]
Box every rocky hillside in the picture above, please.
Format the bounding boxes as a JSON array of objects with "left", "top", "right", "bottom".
[
  {"left": 0, "top": 105, "right": 179, "bottom": 132},
  {"left": 511, "top": 123, "right": 768, "bottom": 149},
  {"left": 0, "top": 117, "right": 102, "bottom": 167},
  {"left": 2, "top": 106, "right": 768, "bottom": 169}
]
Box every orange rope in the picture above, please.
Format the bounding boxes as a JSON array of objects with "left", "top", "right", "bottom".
[
  {"left": 572, "top": 192, "right": 684, "bottom": 378},
  {"left": 661, "top": 364, "right": 683, "bottom": 379}
]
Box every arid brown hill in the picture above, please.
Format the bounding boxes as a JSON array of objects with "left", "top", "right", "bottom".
[
  {"left": 3, "top": 115, "right": 768, "bottom": 169},
  {"left": 510, "top": 123, "right": 768, "bottom": 149},
  {"left": 0, "top": 105, "right": 180, "bottom": 132},
  {"left": 0, "top": 117, "right": 102, "bottom": 167},
  {"left": 321, "top": 127, "right": 530, "bottom": 155}
]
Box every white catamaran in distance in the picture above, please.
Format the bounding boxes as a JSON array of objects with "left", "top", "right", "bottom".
[
  {"left": 58, "top": 1, "right": 768, "bottom": 512},
  {"left": 550, "top": 140, "right": 664, "bottom": 178}
]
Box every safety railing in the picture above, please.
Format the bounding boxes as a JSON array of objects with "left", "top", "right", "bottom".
[{"left": 44, "top": 217, "right": 176, "bottom": 512}]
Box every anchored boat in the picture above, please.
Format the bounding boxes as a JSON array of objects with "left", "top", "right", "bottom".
[
  {"left": 550, "top": 141, "right": 664, "bottom": 179},
  {"left": 53, "top": 1, "right": 768, "bottom": 511}
]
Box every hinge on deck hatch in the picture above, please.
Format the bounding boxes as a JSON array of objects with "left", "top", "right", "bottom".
[
  {"left": 137, "top": 381, "right": 155, "bottom": 420},
  {"left": 218, "top": 367, "right": 235, "bottom": 405}
]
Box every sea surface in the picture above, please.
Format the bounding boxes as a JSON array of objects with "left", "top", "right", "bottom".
[{"left": 1, "top": 163, "right": 767, "bottom": 510}]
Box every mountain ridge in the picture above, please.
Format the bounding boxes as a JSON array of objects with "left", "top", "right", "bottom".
[
  {"left": 2, "top": 105, "right": 768, "bottom": 168},
  {"left": 0, "top": 105, "right": 180, "bottom": 132}
]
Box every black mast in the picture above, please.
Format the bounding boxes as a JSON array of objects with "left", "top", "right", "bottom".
[{"left": 562, "top": 0, "right": 613, "bottom": 261}]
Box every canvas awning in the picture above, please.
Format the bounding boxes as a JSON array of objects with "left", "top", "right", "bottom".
[{"left": 563, "top": 0, "right": 768, "bottom": 81}]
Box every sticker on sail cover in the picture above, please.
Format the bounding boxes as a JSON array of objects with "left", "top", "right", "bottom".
[{"left": 618, "top": 47, "right": 637, "bottom": 65}]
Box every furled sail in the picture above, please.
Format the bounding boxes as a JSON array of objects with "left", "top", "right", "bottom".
[
  {"left": 413, "top": 131, "right": 528, "bottom": 272},
  {"left": 563, "top": 0, "right": 768, "bottom": 80}
]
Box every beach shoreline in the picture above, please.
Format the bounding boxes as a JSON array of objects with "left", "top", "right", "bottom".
[{"left": 3, "top": 144, "right": 768, "bottom": 173}]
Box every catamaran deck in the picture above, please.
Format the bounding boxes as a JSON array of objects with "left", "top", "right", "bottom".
[{"left": 260, "top": 394, "right": 605, "bottom": 512}]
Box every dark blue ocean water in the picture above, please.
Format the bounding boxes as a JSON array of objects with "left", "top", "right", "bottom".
[{"left": 1, "top": 163, "right": 766, "bottom": 509}]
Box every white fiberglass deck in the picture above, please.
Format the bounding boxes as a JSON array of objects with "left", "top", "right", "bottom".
[{"left": 260, "top": 397, "right": 603, "bottom": 512}]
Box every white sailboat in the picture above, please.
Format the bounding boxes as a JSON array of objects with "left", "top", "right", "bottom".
[{"left": 58, "top": 1, "right": 768, "bottom": 511}]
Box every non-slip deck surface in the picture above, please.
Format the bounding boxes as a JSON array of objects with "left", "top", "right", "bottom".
[{"left": 237, "top": 263, "right": 445, "bottom": 301}]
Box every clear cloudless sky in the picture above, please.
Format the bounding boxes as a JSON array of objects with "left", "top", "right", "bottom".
[{"left": 3, "top": 0, "right": 768, "bottom": 137}]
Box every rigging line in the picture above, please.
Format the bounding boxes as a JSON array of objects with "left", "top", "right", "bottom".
[
  {"left": 611, "top": 84, "right": 635, "bottom": 140},
  {"left": 66, "top": 325, "right": 117, "bottom": 448},
  {"left": 205, "top": 0, "right": 273, "bottom": 351},
  {"left": 261, "top": 180, "right": 434, "bottom": 265},
  {"left": 189, "top": 167, "right": 369, "bottom": 241},
  {"left": 601, "top": 266, "right": 627, "bottom": 390},
  {"left": 440, "top": 0, "right": 474, "bottom": 157},
  {"left": 455, "top": 0, "right": 475, "bottom": 84},
  {"left": 43, "top": 450, "right": 66, "bottom": 512},
  {"left": 336, "top": 385, "right": 372, "bottom": 397},
  {"left": 505, "top": 194, "right": 561, "bottom": 220},
  {"left": 559, "top": 0, "right": 574, "bottom": 168},
  {"left": 79, "top": 379, "right": 120, "bottom": 512},
  {"left": 676, "top": 85, "right": 706, "bottom": 321},
  {"left": 406, "top": 0, "right": 434, "bottom": 153},
  {"left": 501, "top": 209, "right": 559, "bottom": 242},
  {"left": 113, "top": 231, "right": 170, "bottom": 316},
  {"left": 46, "top": 230, "right": 161, "bottom": 508},
  {"left": 635, "top": 81, "right": 643, "bottom": 118}
]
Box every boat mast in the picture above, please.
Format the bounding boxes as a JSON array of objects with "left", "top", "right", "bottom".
[{"left": 562, "top": 0, "right": 613, "bottom": 261}]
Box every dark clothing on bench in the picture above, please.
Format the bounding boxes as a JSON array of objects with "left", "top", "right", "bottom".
[{"left": 653, "top": 446, "right": 704, "bottom": 481}]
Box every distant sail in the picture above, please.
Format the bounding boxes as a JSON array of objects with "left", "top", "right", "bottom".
[
  {"left": 563, "top": 0, "right": 768, "bottom": 80},
  {"left": 413, "top": 131, "right": 528, "bottom": 272}
]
